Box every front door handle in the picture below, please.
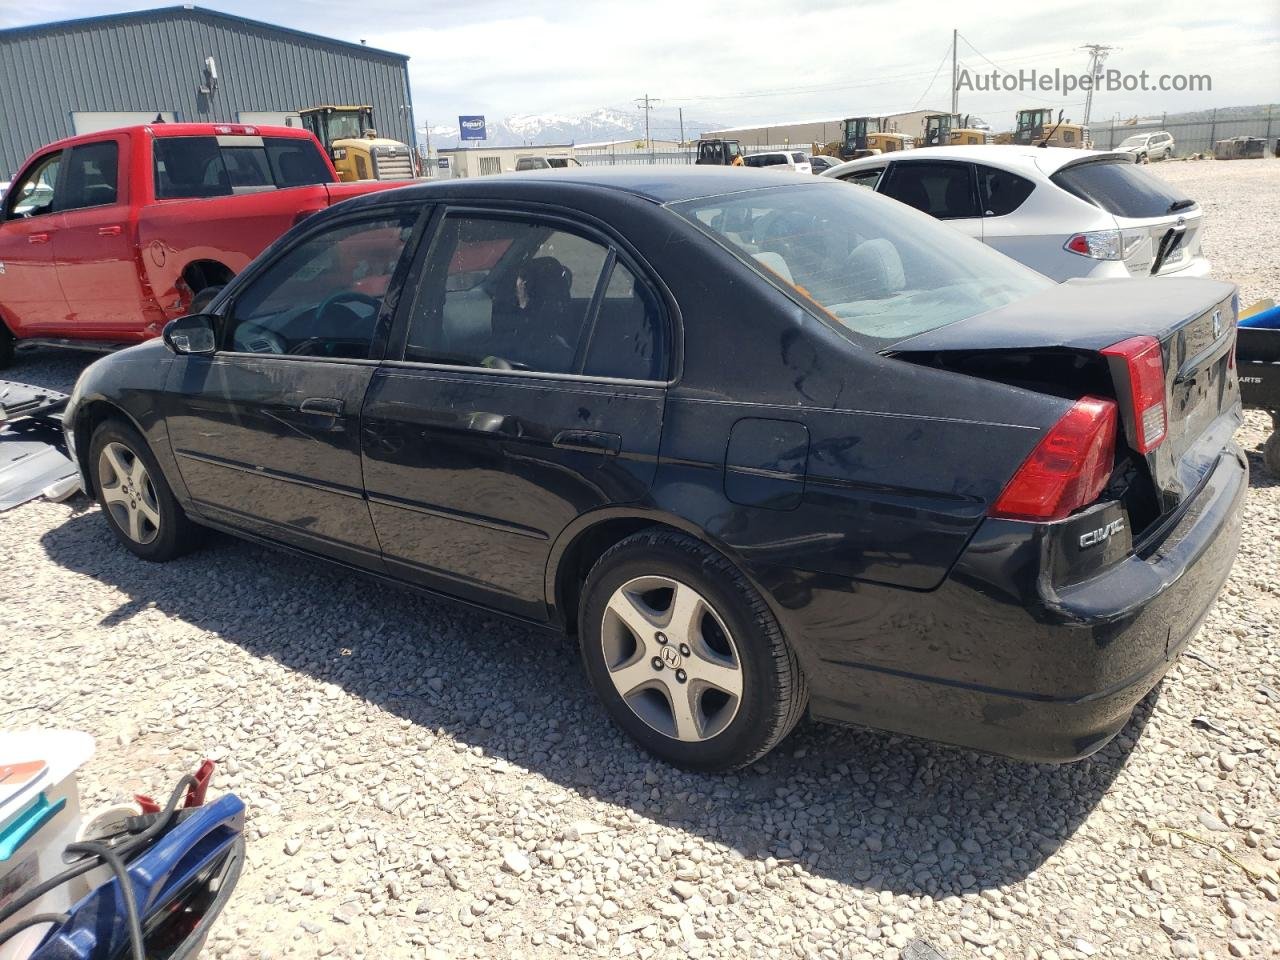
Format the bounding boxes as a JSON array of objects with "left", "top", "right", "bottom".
[
  {"left": 97, "top": 225, "right": 122, "bottom": 237},
  {"left": 27, "top": 233, "right": 49, "bottom": 244},
  {"left": 299, "top": 397, "right": 344, "bottom": 417},
  {"left": 553, "top": 429, "right": 621, "bottom": 456}
]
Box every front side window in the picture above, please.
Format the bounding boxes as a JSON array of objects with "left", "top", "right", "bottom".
[
  {"left": 7, "top": 152, "right": 61, "bottom": 218},
  {"left": 841, "top": 166, "right": 885, "bottom": 189},
  {"left": 404, "top": 216, "right": 609, "bottom": 373},
  {"left": 880, "top": 162, "right": 979, "bottom": 219},
  {"left": 674, "top": 182, "right": 1049, "bottom": 348},
  {"left": 225, "top": 212, "right": 417, "bottom": 358},
  {"left": 60, "top": 141, "right": 120, "bottom": 211}
]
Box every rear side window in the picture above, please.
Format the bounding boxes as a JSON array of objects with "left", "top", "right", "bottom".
[
  {"left": 1051, "top": 159, "right": 1192, "bottom": 218},
  {"left": 154, "top": 136, "right": 329, "bottom": 199},
  {"left": 582, "top": 261, "right": 666, "bottom": 381},
  {"left": 60, "top": 141, "right": 119, "bottom": 210},
  {"left": 791, "top": 153, "right": 807, "bottom": 163},
  {"left": 974, "top": 164, "right": 1035, "bottom": 217},
  {"left": 881, "top": 162, "right": 980, "bottom": 219}
]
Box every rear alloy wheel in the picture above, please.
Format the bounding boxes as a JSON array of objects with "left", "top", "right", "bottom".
[
  {"left": 90, "top": 419, "right": 202, "bottom": 561},
  {"left": 579, "top": 530, "right": 807, "bottom": 771},
  {"left": 601, "top": 575, "right": 744, "bottom": 743}
]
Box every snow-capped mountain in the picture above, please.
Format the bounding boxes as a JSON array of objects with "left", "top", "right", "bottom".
[{"left": 422, "top": 107, "right": 725, "bottom": 148}]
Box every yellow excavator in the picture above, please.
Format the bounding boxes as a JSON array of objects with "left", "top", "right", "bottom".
[
  {"left": 995, "top": 108, "right": 1091, "bottom": 149},
  {"left": 299, "top": 105, "right": 416, "bottom": 181},
  {"left": 920, "top": 114, "right": 990, "bottom": 147},
  {"left": 816, "top": 117, "right": 910, "bottom": 161}
]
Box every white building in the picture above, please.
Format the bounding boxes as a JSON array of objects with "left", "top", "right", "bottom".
[
  {"left": 702, "top": 110, "right": 947, "bottom": 149},
  {"left": 435, "top": 143, "right": 578, "bottom": 178}
]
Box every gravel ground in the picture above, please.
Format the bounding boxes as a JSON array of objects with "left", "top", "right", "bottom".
[{"left": 2, "top": 158, "right": 1278, "bottom": 960}]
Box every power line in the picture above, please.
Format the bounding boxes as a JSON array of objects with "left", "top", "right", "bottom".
[{"left": 913, "top": 40, "right": 954, "bottom": 110}]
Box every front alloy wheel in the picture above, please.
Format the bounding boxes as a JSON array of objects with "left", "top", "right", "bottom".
[
  {"left": 98, "top": 441, "right": 161, "bottom": 544},
  {"left": 601, "top": 575, "right": 744, "bottom": 742}
]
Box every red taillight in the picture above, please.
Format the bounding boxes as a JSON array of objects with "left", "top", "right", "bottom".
[
  {"left": 990, "top": 396, "right": 1118, "bottom": 522},
  {"left": 1101, "top": 335, "right": 1167, "bottom": 453}
]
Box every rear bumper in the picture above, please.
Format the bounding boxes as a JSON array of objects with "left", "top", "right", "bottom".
[{"left": 800, "top": 444, "right": 1246, "bottom": 761}]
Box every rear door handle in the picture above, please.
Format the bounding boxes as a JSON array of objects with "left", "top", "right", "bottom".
[
  {"left": 553, "top": 429, "right": 621, "bottom": 455},
  {"left": 27, "top": 233, "right": 49, "bottom": 244},
  {"left": 97, "top": 225, "right": 122, "bottom": 237},
  {"left": 299, "top": 397, "right": 344, "bottom": 417}
]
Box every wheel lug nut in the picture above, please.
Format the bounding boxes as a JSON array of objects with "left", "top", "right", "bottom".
[
  {"left": 679, "top": 644, "right": 691, "bottom": 657},
  {"left": 651, "top": 656, "right": 664, "bottom": 671},
  {"left": 655, "top": 632, "right": 667, "bottom": 645},
  {"left": 675, "top": 669, "right": 687, "bottom": 683}
]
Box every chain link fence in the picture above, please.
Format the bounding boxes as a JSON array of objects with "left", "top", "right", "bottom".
[
  {"left": 1095, "top": 110, "right": 1277, "bottom": 157},
  {"left": 577, "top": 144, "right": 807, "bottom": 167}
]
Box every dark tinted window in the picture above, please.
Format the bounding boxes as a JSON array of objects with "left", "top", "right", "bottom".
[
  {"left": 880, "top": 162, "right": 979, "bottom": 219},
  {"left": 1051, "top": 159, "right": 1192, "bottom": 218},
  {"left": 404, "top": 216, "right": 609, "bottom": 374},
  {"left": 61, "top": 141, "right": 119, "bottom": 210},
  {"left": 975, "top": 164, "right": 1035, "bottom": 217},
  {"left": 226, "top": 213, "right": 416, "bottom": 358},
  {"left": 582, "top": 261, "right": 665, "bottom": 381},
  {"left": 154, "top": 136, "right": 329, "bottom": 199},
  {"left": 266, "top": 139, "right": 331, "bottom": 187}
]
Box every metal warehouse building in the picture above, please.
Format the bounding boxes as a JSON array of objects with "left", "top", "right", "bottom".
[{"left": 0, "top": 5, "right": 415, "bottom": 178}]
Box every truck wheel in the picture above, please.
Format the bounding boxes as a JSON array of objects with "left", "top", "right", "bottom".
[
  {"left": 1264, "top": 431, "right": 1280, "bottom": 478},
  {"left": 0, "top": 324, "right": 13, "bottom": 370},
  {"left": 577, "top": 529, "right": 808, "bottom": 772}
]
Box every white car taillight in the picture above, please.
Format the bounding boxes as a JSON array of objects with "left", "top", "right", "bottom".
[{"left": 1064, "top": 230, "right": 1121, "bottom": 260}]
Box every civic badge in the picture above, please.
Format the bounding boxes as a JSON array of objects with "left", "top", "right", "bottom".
[{"left": 1212, "top": 309, "right": 1222, "bottom": 340}]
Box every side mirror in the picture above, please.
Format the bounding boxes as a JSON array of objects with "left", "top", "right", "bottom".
[{"left": 163, "top": 313, "right": 217, "bottom": 355}]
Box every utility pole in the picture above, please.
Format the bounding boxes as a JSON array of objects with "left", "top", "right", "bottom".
[
  {"left": 951, "top": 29, "right": 958, "bottom": 116},
  {"left": 636, "top": 93, "right": 661, "bottom": 161},
  {"left": 1080, "top": 43, "right": 1115, "bottom": 127},
  {"left": 678, "top": 107, "right": 685, "bottom": 148}
]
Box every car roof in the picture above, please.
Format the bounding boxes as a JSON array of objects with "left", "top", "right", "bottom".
[
  {"left": 822, "top": 145, "right": 1130, "bottom": 179},
  {"left": 23, "top": 123, "right": 314, "bottom": 156},
  {"left": 342, "top": 166, "right": 824, "bottom": 208}
]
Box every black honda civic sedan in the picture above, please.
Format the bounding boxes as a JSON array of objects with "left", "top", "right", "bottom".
[{"left": 63, "top": 168, "right": 1245, "bottom": 771}]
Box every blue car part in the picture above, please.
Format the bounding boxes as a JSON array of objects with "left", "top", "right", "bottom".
[{"left": 28, "top": 793, "right": 244, "bottom": 960}]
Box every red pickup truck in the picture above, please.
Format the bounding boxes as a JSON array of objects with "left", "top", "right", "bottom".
[{"left": 0, "top": 123, "right": 404, "bottom": 368}]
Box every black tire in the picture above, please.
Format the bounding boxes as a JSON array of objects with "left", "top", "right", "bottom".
[
  {"left": 1264, "top": 431, "right": 1280, "bottom": 478},
  {"left": 187, "top": 284, "right": 224, "bottom": 315},
  {"left": 578, "top": 529, "right": 807, "bottom": 771},
  {"left": 89, "top": 418, "right": 203, "bottom": 561},
  {"left": 0, "top": 323, "right": 14, "bottom": 370}
]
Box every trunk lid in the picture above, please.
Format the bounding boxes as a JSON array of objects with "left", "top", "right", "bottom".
[{"left": 889, "top": 277, "right": 1240, "bottom": 514}]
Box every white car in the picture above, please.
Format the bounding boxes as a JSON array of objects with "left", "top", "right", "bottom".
[
  {"left": 743, "top": 150, "right": 812, "bottom": 174},
  {"left": 1116, "top": 131, "right": 1175, "bottom": 163},
  {"left": 823, "top": 145, "right": 1208, "bottom": 282}
]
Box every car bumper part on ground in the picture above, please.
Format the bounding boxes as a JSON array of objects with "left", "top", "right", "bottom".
[{"left": 800, "top": 443, "right": 1247, "bottom": 762}]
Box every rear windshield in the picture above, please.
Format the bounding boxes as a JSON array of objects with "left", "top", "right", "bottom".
[
  {"left": 1050, "top": 158, "right": 1193, "bottom": 218},
  {"left": 672, "top": 182, "right": 1050, "bottom": 348},
  {"left": 153, "top": 136, "right": 331, "bottom": 199}
]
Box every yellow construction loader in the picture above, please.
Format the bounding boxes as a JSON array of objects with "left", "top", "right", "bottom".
[
  {"left": 995, "top": 108, "right": 1091, "bottom": 148},
  {"left": 816, "top": 117, "right": 910, "bottom": 161},
  {"left": 920, "top": 114, "right": 990, "bottom": 147},
  {"left": 299, "top": 105, "right": 416, "bottom": 181}
]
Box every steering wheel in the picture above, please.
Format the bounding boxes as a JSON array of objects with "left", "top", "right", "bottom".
[{"left": 316, "top": 290, "right": 381, "bottom": 327}]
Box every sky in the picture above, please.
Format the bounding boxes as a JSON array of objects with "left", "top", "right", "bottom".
[{"left": 4, "top": 0, "right": 1279, "bottom": 135}]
